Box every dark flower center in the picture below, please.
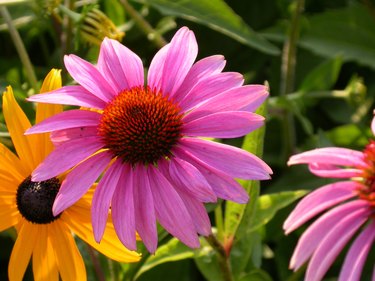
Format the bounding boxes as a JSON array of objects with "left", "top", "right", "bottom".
[
  {"left": 98, "top": 86, "right": 183, "bottom": 165},
  {"left": 16, "top": 176, "right": 61, "bottom": 224}
]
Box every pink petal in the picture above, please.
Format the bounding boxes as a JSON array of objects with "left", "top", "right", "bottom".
[
  {"left": 111, "top": 163, "right": 137, "bottom": 251},
  {"left": 372, "top": 114, "right": 375, "bottom": 136},
  {"left": 92, "top": 159, "right": 123, "bottom": 243},
  {"left": 183, "top": 85, "right": 268, "bottom": 123},
  {"left": 289, "top": 200, "right": 369, "bottom": 270},
  {"left": 148, "top": 166, "right": 200, "bottom": 248},
  {"left": 179, "top": 72, "right": 244, "bottom": 112},
  {"left": 98, "top": 38, "right": 144, "bottom": 93},
  {"left": 173, "top": 55, "right": 226, "bottom": 103},
  {"left": 288, "top": 148, "right": 366, "bottom": 168},
  {"left": 64, "top": 54, "right": 116, "bottom": 102},
  {"left": 182, "top": 111, "right": 264, "bottom": 139},
  {"left": 179, "top": 138, "right": 272, "bottom": 180},
  {"left": 158, "top": 160, "right": 212, "bottom": 235},
  {"left": 31, "top": 136, "right": 103, "bottom": 181},
  {"left": 25, "top": 109, "right": 100, "bottom": 134},
  {"left": 339, "top": 221, "right": 375, "bottom": 281},
  {"left": 174, "top": 147, "right": 249, "bottom": 203},
  {"left": 176, "top": 191, "right": 212, "bottom": 236},
  {"left": 305, "top": 207, "right": 370, "bottom": 281},
  {"left": 308, "top": 163, "right": 363, "bottom": 178},
  {"left": 147, "top": 44, "right": 170, "bottom": 91},
  {"left": 50, "top": 127, "right": 98, "bottom": 146},
  {"left": 53, "top": 150, "right": 112, "bottom": 215},
  {"left": 284, "top": 181, "right": 358, "bottom": 234},
  {"left": 133, "top": 165, "right": 158, "bottom": 253},
  {"left": 27, "top": 85, "right": 106, "bottom": 109},
  {"left": 169, "top": 157, "right": 217, "bottom": 202},
  {"left": 160, "top": 27, "right": 198, "bottom": 98}
]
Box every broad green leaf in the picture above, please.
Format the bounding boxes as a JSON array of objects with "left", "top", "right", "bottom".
[
  {"left": 298, "top": 4, "right": 375, "bottom": 69},
  {"left": 249, "top": 190, "right": 307, "bottom": 232},
  {"left": 132, "top": 0, "right": 280, "bottom": 55},
  {"left": 194, "top": 237, "right": 224, "bottom": 281},
  {"left": 261, "top": 4, "right": 375, "bottom": 69},
  {"left": 224, "top": 103, "right": 266, "bottom": 244},
  {"left": 134, "top": 238, "right": 196, "bottom": 280},
  {"left": 299, "top": 56, "right": 343, "bottom": 92}
]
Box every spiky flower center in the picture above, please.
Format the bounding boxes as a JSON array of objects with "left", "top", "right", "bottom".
[
  {"left": 360, "top": 140, "right": 375, "bottom": 206},
  {"left": 98, "top": 86, "right": 183, "bottom": 165},
  {"left": 16, "top": 176, "right": 61, "bottom": 224}
]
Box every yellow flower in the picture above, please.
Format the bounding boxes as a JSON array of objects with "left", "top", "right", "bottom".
[{"left": 0, "top": 69, "right": 140, "bottom": 281}]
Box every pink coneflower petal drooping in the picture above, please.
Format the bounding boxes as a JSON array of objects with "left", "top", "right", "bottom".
[
  {"left": 285, "top": 121, "right": 375, "bottom": 281},
  {"left": 26, "top": 27, "right": 272, "bottom": 253}
]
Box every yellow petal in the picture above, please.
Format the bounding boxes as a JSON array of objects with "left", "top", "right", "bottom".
[
  {"left": 64, "top": 202, "right": 141, "bottom": 263},
  {"left": 39, "top": 69, "right": 62, "bottom": 94},
  {"left": 32, "top": 224, "right": 59, "bottom": 281},
  {"left": 8, "top": 220, "right": 37, "bottom": 281},
  {"left": 35, "top": 69, "right": 63, "bottom": 161},
  {"left": 50, "top": 221, "right": 86, "bottom": 281},
  {"left": 3, "top": 86, "right": 40, "bottom": 172},
  {"left": 0, "top": 203, "right": 20, "bottom": 232},
  {"left": 0, "top": 142, "right": 28, "bottom": 181}
]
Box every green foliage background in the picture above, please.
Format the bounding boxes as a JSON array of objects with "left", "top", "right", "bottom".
[{"left": 0, "top": 0, "right": 374, "bottom": 280}]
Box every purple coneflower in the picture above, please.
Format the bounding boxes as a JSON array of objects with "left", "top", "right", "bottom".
[
  {"left": 26, "top": 27, "right": 272, "bottom": 253},
  {"left": 285, "top": 119, "right": 375, "bottom": 281}
]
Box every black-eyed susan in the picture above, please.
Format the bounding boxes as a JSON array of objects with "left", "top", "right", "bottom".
[{"left": 0, "top": 69, "right": 140, "bottom": 281}]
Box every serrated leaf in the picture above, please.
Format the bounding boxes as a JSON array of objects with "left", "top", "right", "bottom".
[
  {"left": 134, "top": 238, "right": 196, "bottom": 280},
  {"left": 249, "top": 190, "right": 307, "bottom": 232},
  {"left": 132, "top": 0, "right": 280, "bottom": 55}
]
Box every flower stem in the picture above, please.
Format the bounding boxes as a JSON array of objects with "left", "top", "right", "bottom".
[
  {"left": 119, "top": 0, "right": 167, "bottom": 48},
  {"left": 0, "top": 6, "right": 38, "bottom": 93},
  {"left": 205, "top": 234, "right": 234, "bottom": 281},
  {"left": 86, "top": 244, "right": 106, "bottom": 281},
  {"left": 279, "top": 0, "right": 305, "bottom": 157}
]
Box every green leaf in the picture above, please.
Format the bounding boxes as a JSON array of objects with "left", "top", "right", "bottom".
[
  {"left": 224, "top": 103, "right": 266, "bottom": 243},
  {"left": 194, "top": 238, "right": 224, "bottom": 281},
  {"left": 299, "top": 56, "right": 343, "bottom": 92},
  {"left": 134, "top": 238, "right": 197, "bottom": 280},
  {"left": 326, "top": 124, "right": 370, "bottom": 148},
  {"left": 132, "top": 0, "right": 280, "bottom": 55},
  {"left": 249, "top": 190, "right": 307, "bottom": 232},
  {"left": 299, "top": 4, "right": 375, "bottom": 69}
]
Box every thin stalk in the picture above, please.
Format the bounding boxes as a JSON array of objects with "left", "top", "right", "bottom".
[
  {"left": 214, "top": 204, "right": 224, "bottom": 241},
  {"left": 279, "top": 0, "right": 305, "bottom": 157},
  {"left": 60, "top": 0, "right": 74, "bottom": 79},
  {"left": 205, "top": 234, "right": 234, "bottom": 281},
  {"left": 86, "top": 244, "right": 106, "bottom": 281},
  {"left": 0, "top": 6, "right": 38, "bottom": 93},
  {"left": 119, "top": 0, "right": 167, "bottom": 48}
]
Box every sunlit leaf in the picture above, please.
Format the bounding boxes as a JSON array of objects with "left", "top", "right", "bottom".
[{"left": 132, "top": 0, "right": 280, "bottom": 55}]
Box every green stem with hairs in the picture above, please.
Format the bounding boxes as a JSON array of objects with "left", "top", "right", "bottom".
[
  {"left": 280, "top": 0, "right": 305, "bottom": 157},
  {"left": 119, "top": 0, "right": 167, "bottom": 48},
  {"left": 0, "top": 6, "right": 38, "bottom": 93},
  {"left": 205, "top": 234, "right": 234, "bottom": 281}
]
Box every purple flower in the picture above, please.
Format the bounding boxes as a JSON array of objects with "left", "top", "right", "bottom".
[
  {"left": 26, "top": 27, "right": 272, "bottom": 253},
  {"left": 285, "top": 122, "right": 375, "bottom": 280}
]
